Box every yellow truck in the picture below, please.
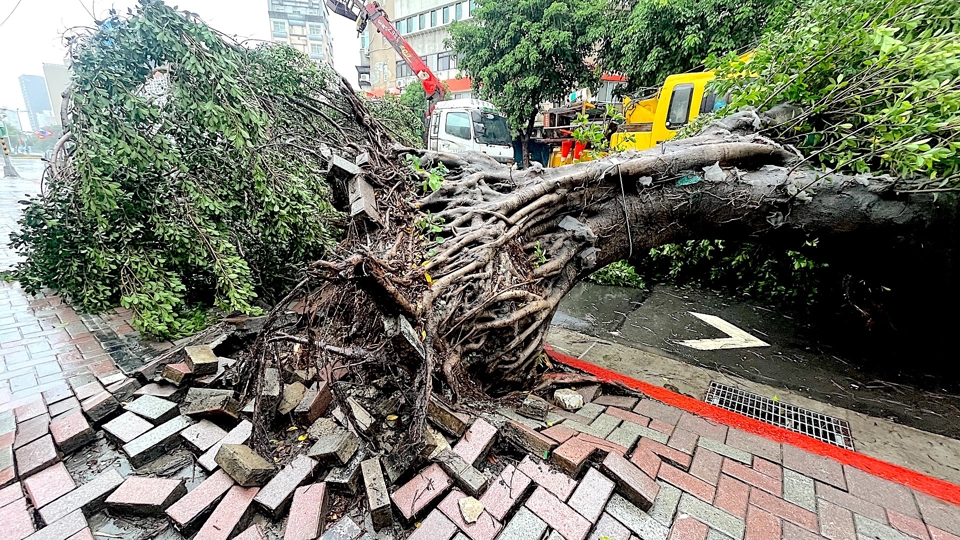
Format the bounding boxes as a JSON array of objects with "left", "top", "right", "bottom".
[{"left": 549, "top": 54, "right": 750, "bottom": 166}]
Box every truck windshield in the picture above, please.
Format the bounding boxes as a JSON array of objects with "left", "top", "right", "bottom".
[{"left": 475, "top": 113, "right": 512, "bottom": 146}]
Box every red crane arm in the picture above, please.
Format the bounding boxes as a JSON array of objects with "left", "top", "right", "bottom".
[{"left": 326, "top": 0, "right": 445, "bottom": 105}]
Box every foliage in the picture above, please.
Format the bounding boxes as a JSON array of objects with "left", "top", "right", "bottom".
[
  {"left": 571, "top": 105, "right": 633, "bottom": 161},
  {"left": 449, "top": 0, "right": 608, "bottom": 164},
  {"left": 11, "top": 1, "right": 346, "bottom": 338},
  {"left": 531, "top": 241, "right": 546, "bottom": 267},
  {"left": 631, "top": 240, "right": 831, "bottom": 305},
  {"left": 709, "top": 0, "right": 960, "bottom": 187},
  {"left": 364, "top": 94, "right": 425, "bottom": 148},
  {"left": 601, "top": 0, "right": 796, "bottom": 91},
  {"left": 399, "top": 80, "right": 429, "bottom": 123},
  {"left": 405, "top": 154, "right": 448, "bottom": 193},
  {"left": 589, "top": 260, "right": 646, "bottom": 289}
]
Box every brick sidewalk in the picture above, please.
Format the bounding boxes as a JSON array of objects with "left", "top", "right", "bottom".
[
  {"left": 1, "top": 166, "right": 170, "bottom": 414},
  {"left": 409, "top": 396, "right": 960, "bottom": 540}
]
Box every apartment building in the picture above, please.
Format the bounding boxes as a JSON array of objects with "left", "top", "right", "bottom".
[{"left": 269, "top": 0, "right": 336, "bottom": 67}]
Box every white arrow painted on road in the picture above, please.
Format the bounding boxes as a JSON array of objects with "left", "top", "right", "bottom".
[{"left": 677, "top": 312, "right": 770, "bottom": 350}]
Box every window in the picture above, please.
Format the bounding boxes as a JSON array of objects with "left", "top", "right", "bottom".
[
  {"left": 666, "top": 84, "right": 694, "bottom": 129},
  {"left": 409, "top": 16, "right": 418, "bottom": 32},
  {"left": 443, "top": 6, "right": 450, "bottom": 23},
  {"left": 272, "top": 20, "right": 286, "bottom": 33},
  {"left": 699, "top": 93, "right": 717, "bottom": 115},
  {"left": 438, "top": 51, "right": 451, "bottom": 71},
  {"left": 445, "top": 112, "right": 472, "bottom": 140},
  {"left": 426, "top": 53, "right": 438, "bottom": 71},
  {"left": 431, "top": 10, "right": 437, "bottom": 27},
  {"left": 419, "top": 14, "right": 426, "bottom": 30},
  {"left": 309, "top": 24, "right": 322, "bottom": 36},
  {"left": 396, "top": 61, "right": 414, "bottom": 78},
  {"left": 431, "top": 114, "right": 441, "bottom": 136},
  {"left": 455, "top": 3, "right": 463, "bottom": 20},
  {"left": 396, "top": 19, "right": 405, "bottom": 33},
  {"left": 470, "top": 0, "right": 477, "bottom": 13},
  {"left": 310, "top": 44, "right": 323, "bottom": 56}
]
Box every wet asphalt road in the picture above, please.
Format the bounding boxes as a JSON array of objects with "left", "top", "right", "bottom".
[{"left": 554, "top": 281, "right": 960, "bottom": 439}]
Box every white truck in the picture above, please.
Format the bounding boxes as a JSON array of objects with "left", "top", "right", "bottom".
[{"left": 426, "top": 99, "right": 515, "bottom": 164}]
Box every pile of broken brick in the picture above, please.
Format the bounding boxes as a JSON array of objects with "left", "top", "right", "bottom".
[{"left": 3, "top": 338, "right": 778, "bottom": 540}]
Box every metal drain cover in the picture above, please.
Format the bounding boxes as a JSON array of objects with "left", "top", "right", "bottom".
[{"left": 705, "top": 381, "right": 855, "bottom": 450}]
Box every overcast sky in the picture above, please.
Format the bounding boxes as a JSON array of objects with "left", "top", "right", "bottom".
[{"left": 0, "top": 0, "right": 361, "bottom": 111}]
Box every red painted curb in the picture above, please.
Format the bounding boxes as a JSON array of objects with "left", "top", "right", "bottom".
[{"left": 544, "top": 344, "right": 960, "bottom": 507}]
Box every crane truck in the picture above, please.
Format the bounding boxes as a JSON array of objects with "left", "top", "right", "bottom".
[{"left": 325, "top": 0, "right": 515, "bottom": 163}]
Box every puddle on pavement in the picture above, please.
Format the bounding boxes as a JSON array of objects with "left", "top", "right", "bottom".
[{"left": 555, "top": 281, "right": 960, "bottom": 439}]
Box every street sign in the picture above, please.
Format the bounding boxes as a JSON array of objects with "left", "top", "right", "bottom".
[{"left": 677, "top": 312, "right": 770, "bottom": 350}]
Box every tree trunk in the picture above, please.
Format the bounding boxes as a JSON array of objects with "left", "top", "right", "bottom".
[
  {"left": 520, "top": 109, "right": 537, "bottom": 169},
  {"left": 238, "top": 106, "right": 951, "bottom": 449}
]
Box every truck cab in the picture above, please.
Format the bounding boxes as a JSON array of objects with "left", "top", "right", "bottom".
[{"left": 427, "top": 99, "right": 515, "bottom": 164}]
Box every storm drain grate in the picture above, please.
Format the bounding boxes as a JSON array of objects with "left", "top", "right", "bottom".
[{"left": 704, "top": 381, "right": 855, "bottom": 450}]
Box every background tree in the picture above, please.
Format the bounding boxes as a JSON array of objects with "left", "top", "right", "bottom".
[
  {"left": 449, "top": 0, "right": 607, "bottom": 167},
  {"left": 601, "top": 0, "right": 797, "bottom": 91}
]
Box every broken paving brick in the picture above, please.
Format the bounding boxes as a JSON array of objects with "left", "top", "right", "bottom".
[
  {"left": 435, "top": 449, "right": 489, "bottom": 497},
  {"left": 437, "top": 489, "right": 503, "bottom": 540},
  {"left": 325, "top": 445, "right": 366, "bottom": 495},
  {"left": 308, "top": 429, "right": 361, "bottom": 466},
  {"left": 181, "top": 388, "right": 240, "bottom": 420},
  {"left": 49, "top": 411, "right": 95, "bottom": 454},
  {"left": 16, "top": 434, "right": 59, "bottom": 478},
  {"left": 193, "top": 485, "right": 260, "bottom": 540},
  {"left": 122, "top": 415, "right": 193, "bottom": 468},
  {"left": 518, "top": 395, "right": 550, "bottom": 421},
  {"left": 184, "top": 345, "right": 219, "bottom": 375},
  {"left": 294, "top": 382, "right": 332, "bottom": 425},
  {"left": 124, "top": 395, "right": 179, "bottom": 425},
  {"left": 48, "top": 398, "right": 80, "bottom": 420},
  {"left": 306, "top": 417, "right": 339, "bottom": 440},
  {"left": 24, "top": 463, "right": 75, "bottom": 509},
  {"left": 259, "top": 368, "right": 281, "bottom": 417},
  {"left": 25, "top": 509, "right": 88, "bottom": 540},
  {"left": 42, "top": 386, "right": 74, "bottom": 407},
  {"left": 165, "top": 469, "right": 236, "bottom": 531},
  {"left": 15, "top": 399, "right": 48, "bottom": 423},
  {"left": 390, "top": 463, "right": 453, "bottom": 521},
  {"left": 600, "top": 451, "right": 660, "bottom": 511},
  {"left": 134, "top": 383, "right": 179, "bottom": 399},
  {"left": 479, "top": 465, "right": 533, "bottom": 522},
  {"left": 501, "top": 420, "right": 557, "bottom": 458},
  {"left": 254, "top": 454, "right": 317, "bottom": 518},
  {"left": 320, "top": 515, "right": 363, "bottom": 540},
  {"left": 284, "top": 482, "right": 329, "bottom": 540},
  {"left": 70, "top": 381, "right": 104, "bottom": 403},
  {"left": 180, "top": 419, "right": 228, "bottom": 453},
  {"left": 361, "top": 458, "right": 392, "bottom": 531},
  {"left": 233, "top": 524, "right": 266, "bottom": 540},
  {"left": 14, "top": 413, "right": 51, "bottom": 449},
  {"left": 102, "top": 412, "right": 153, "bottom": 445},
  {"left": 79, "top": 392, "right": 118, "bottom": 424},
  {"left": 215, "top": 444, "right": 275, "bottom": 486},
  {"left": 346, "top": 396, "right": 375, "bottom": 435},
  {"left": 105, "top": 477, "right": 187, "bottom": 516},
  {"left": 38, "top": 469, "right": 124, "bottom": 525},
  {"left": 105, "top": 378, "right": 141, "bottom": 401},
  {"left": 428, "top": 396, "right": 470, "bottom": 437},
  {"left": 199, "top": 420, "right": 253, "bottom": 471},
  {"left": 161, "top": 362, "right": 193, "bottom": 386},
  {"left": 194, "top": 357, "right": 235, "bottom": 387},
  {"left": 452, "top": 418, "right": 497, "bottom": 468},
  {"left": 278, "top": 382, "right": 308, "bottom": 416}
]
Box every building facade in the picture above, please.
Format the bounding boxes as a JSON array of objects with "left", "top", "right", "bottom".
[
  {"left": 42, "top": 63, "right": 71, "bottom": 126},
  {"left": 18, "top": 75, "right": 52, "bottom": 132},
  {"left": 361, "top": 0, "right": 475, "bottom": 99},
  {"left": 268, "top": 0, "right": 336, "bottom": 67}
]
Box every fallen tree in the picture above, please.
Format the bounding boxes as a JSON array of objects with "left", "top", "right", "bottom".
[
  {"left": 237, "top": 103, "right": 953, "bottom": 446},
  {"left": 12, "top": 2, "right": 957, "bottom": 454}
]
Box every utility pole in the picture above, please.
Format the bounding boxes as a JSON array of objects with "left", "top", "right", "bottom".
[{"left": 0, "top": 125, "right": 20, "bottom": 178}]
